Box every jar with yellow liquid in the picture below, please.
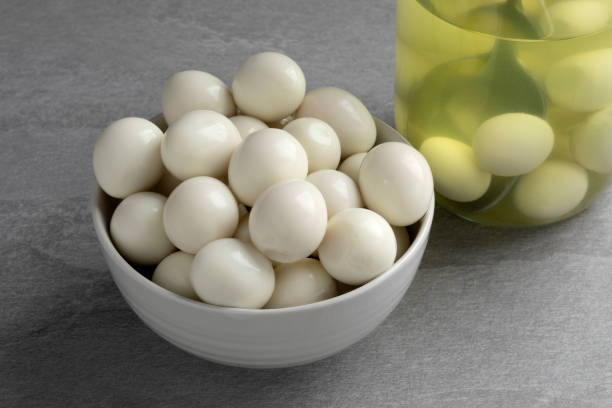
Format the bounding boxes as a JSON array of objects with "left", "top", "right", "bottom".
[{"left": 395, "top": 0, "right": 612, "bottom": 226}]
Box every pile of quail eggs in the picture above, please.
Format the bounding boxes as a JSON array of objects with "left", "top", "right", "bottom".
[{"left": 93, "top": 52, "right": 433, "bottom": 309}]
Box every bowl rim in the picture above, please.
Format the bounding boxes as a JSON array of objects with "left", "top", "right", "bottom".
[{"left": 91, "top": 116, "right": 435, "bottom": 316}]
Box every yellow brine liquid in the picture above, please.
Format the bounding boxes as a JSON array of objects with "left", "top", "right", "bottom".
[{"left": 395, "top": 0, "right": 612, "bottom": 226}]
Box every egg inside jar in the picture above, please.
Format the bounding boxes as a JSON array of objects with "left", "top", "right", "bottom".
[
  {"left": 92, "top": 52, "right": 434, "bottom": 309},
  {"left": 395, "top": 0, "right": 612, "bottom": 227}
]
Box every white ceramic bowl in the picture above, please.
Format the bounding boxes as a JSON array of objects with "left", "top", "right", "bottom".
[{"left": 92, "top": 116, "right": 434, "bottom": 368}]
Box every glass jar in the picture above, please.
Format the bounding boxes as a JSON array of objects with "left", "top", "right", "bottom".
[{"left": 395, "top": 0, "right": 612, "bottom": 226}]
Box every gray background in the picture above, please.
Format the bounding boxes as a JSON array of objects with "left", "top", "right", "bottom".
[{"left": 2, "top": 0, "right": 611, "bottom": 407}]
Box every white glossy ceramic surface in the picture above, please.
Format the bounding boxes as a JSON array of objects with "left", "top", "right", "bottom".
[{"left": 92, "top": 116, "right": 434, "bottom": 368}]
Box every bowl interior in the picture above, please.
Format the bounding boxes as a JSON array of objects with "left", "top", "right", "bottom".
[{"left": 92, "top": 115, "right": 435, "bottom": 314}]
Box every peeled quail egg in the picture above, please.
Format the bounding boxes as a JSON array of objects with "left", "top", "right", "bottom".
[
  {"left": 249, "top": 179, "right": 327, "bottom": 263},
  {"left": 306, "top": 170, "right": 363, "bottom": 218},
  {"left": 265, "top": 259, "right": 337, "bottom": 309},
  {"left": 191, "top": 238, "right": 274, "bottom": 309},
  {"left": 296, "top": 87, "right": 376, "bottom": 158},
  {"left": 318, "top": 208, "right": 396, "bottom": 285},
  {"left": 513, "top": 160, "right": 589, "bottom": 220},
  {"left": 162, "top": 70, "right": 235, "bottom": 124},
  {"left": 359, "top": 142, "right": 433, "bottom": 226},
  {"left": 392, "top": 226, "right": 411, "bottom": 261},
  {"left": 540, "top": 1, "right": 610, "bottom": 39},
  {"left": 163, "top": 177, "right": 239, "bottom": 254},
  {"left": 546, "top": 48, "right": 612, "bottom": 112},
  {"left": 571, "top": 106, "right": 612, "bottom": 173},
  {"left": 473, "top": 113, "right": 554, "bottom": 177},
  {"left": 161, "top": 110, "right": 242, "bottom": 180},
  {"left": 93, "top": 117, "right": 164, "bottom": 199},
  {"left": 110, "top": 192, "right": 175, "bottom": 264},
  {"left": 419, "top": 136, "right": 492, "bottom": 203},
  {"left": 338, "top": 152, "right": 367, "bottom": 183},
  {"left": 228, "top": 128, "right": 308, "bottom": 206},
  {"left": 229, "top": 115, "right": 268, "bottom": 139},
  {"left": 232, "top": 52, "right": 306, "bottom": 122},
  {"left": 283, "top": 117, "right": 341, "bottom": 172},
  {"left": 234, "top": 213, "right": 282, "bottom": 266},
  {"left": 152, "top": 251, "right": 198, "bottom": 299}
]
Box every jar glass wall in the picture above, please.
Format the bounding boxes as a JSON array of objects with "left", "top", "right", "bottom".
[{"left": 395, "top": 0, "right": 612, "bottom": 226}]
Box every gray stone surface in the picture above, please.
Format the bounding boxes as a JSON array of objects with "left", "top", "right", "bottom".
[{"left": 1, "top": 0, "right": 611, "bottom": 406}]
